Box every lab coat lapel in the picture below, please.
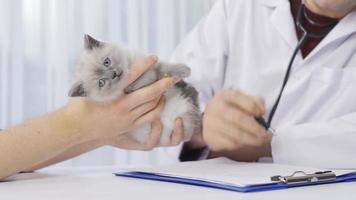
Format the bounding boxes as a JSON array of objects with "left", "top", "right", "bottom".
[
  {"left": 304, "top": 11, "right": 356, "bottom": 62},
  {"left": 264, "top": 0, "right": 299, "bottom": 49}
]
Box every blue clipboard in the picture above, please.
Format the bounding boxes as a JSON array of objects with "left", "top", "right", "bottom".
[{"left": 114, "top": 171, "right": 356, "bottom": 193}]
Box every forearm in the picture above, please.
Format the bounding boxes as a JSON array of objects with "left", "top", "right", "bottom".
[
  {"left": 0, "top": 103, "right": 89, "bottom": 180},
  {"left": 23, "top": 139, "right": 107, "bottom": 172}
]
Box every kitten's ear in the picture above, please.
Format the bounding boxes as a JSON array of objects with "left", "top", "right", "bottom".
[
  {"left": 68, "top": 82, "right": 87, "bottom": 97},
  {"left": 84, "top": 34, "right": 103, "bottom": 50}
]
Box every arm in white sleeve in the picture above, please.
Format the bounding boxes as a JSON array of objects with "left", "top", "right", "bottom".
[
  {"left": 171, "top": 0, "right": 230, "bottom": 109},
  {"left": 272, "top": 113, "right": 356, "bottom": 169}
]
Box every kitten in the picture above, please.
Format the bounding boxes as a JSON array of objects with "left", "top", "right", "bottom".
[{"left": 68, "top": 34, "right": 201, "bottom": 145}]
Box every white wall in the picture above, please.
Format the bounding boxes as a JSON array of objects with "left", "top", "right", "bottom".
[{"left": 0, "top": 0, "right": 216, "bottom": 168}]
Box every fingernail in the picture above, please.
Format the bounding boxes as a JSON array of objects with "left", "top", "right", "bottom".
[
  {"left": 168, "top": 77, "right": 176, "bottom": 86},
  {"left": 173, "top": 77, "right": 180, "bottom": 84},
  {"left": 258, "top": 97, "right": 266, "bottom": 114},
  {"left": 149, "top": 55, "right": 158, "bottom": 62},
  {"left": 259, "top": 105, "right": 266, "bottom": 116},
  {"left": 177, "top": 118, "right": 183, "bottom": 126},
  {"left": 161, "top": 95, "right": 166, "bottom": 103}
]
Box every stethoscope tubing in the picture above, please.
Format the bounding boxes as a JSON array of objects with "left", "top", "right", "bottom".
[{"left": 259, "top": 3, "right": 338, "bottom": 130}]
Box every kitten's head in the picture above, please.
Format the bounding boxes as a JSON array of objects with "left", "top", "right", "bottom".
[{"left": 69, "top": 34, "right": 131, "bottom": 102}]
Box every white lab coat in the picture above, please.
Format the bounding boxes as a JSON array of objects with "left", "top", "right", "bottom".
[{"left": 171, "top": 0, "right": 356, "bottom": 169}]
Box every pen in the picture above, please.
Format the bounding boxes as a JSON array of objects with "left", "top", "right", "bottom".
[
  {"left": 255, "top": 117, "right": 275, "bottom": 135},
  {"left": 255, "top": 117, "right": 268, "bottom": 129}
]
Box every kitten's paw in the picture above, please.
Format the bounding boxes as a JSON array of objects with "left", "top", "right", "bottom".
[{"left": 166, "top": 64, "right": 191, "bottom": 80}]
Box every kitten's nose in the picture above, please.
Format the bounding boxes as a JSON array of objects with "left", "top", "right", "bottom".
[
  {"left": 112, "top": 71, "right": 118, "bottom": 79},
  {"left": 112, "top": 70, "right": 123, "bottom": 80}
]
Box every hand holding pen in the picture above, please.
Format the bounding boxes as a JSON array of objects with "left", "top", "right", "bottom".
[{"left": 201, "top": 89, "right": 271, "bottom": 152}]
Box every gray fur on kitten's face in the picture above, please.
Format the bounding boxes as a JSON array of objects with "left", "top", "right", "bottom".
[{"left": 69, "top": 35, "right": 132, "bottom": 102}]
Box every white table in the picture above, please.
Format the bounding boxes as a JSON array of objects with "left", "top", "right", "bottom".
[{"left": 1, "top": 166, "right": 355, "bottom": 200}]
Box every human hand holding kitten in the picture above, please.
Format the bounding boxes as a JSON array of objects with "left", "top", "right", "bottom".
[{"left": 68, "top": 34, "right": 202, "bottom": 146}]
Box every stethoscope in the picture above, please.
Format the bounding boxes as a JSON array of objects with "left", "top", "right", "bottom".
[{"left": 257, "top": 3, "right": 338, "bottom": 131}]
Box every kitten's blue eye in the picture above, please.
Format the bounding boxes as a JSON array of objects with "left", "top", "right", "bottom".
[
  {"left": 103, "top": 57, "right": 111, "bottom": 67},
  {"left": 98, "top": 79, "right": 106, "bottom": 88}
]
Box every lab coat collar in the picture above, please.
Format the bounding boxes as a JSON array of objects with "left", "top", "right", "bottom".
[
  {"left": 262, "top": 0, "right": 300, "bottom": 49},
  {"left": 304, "top": 10, "right": 356, "bottom": 61},
  {"left": 262, "top": 0, "right": 356, "bottom": 63},
  {"left": 260, "top": 0, "right": 286, "bottom": 8}
]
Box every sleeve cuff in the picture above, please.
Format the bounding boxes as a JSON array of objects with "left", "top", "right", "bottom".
[{"left": 179, "top": 143, "right": 209, "bottom": 162}]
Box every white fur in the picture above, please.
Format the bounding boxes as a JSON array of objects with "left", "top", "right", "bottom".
[{"left": 130, "top": 87, "right": 198, "bottom": 145}]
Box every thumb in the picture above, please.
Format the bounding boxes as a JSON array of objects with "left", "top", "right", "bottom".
[
  {"left": 250, "top": 96, "right": 266, "bottom": 115},
  {"left": 127, "top": 55, "right": 158, "bottom": 86}
]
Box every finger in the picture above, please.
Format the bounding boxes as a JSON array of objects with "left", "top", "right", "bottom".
[
  {"left": 142, "top": 120, "right": 163, "bottom": 150},
  {"left": 133, "top": 96, "right": 166, "bottom": 127},
  {"left": 222, "top": 90, "right": 264, "bottom": 116},
  {"left": 127, "top": 55, "right": 158, "bottom": 85},
  {"left": 124, "top": 77, "right": 175, "bottom": 109},
  {"left": 225, "top": 125, "right": 263, "bottom": 146},
  {"left": 131, "top": 96, "right": 163, "bottom": 118},
  {"left": 170, "top": 118, "right": 184, "bottom": 146},
  {"left": 206, "top": 131, "right": 237, "bottom": 152},
  {"left": 216, "top": 121, "right": 262, "bottom": 147},
  {"left": 223, "top": 107, "right": 267, "bottom": 138}
]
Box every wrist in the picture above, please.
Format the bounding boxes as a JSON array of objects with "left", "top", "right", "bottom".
[
  {"left": 61, "top": 99, "right": 99, "bottom": 143},
  {"left": 100, "top": 136, "right": 121, "bottom": 147},
  {"left": 260, "top": 133, "right": 272, "bottom": 157}
]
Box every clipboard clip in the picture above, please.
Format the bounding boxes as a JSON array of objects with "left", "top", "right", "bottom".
[{"left": 271, "top": 171, "right": 336, "bottom": 184}]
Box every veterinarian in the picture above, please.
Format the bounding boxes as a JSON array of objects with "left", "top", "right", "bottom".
[
  {"left": 0, "top": 56, "right": 184, "bottom": 180},
  {"left": 177, "top": 0, "right": 356, "bottom": 168}
]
